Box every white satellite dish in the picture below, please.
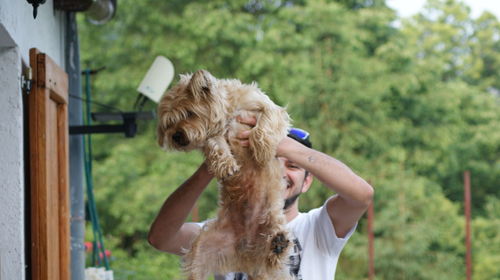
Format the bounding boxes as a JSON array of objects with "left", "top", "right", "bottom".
[{"left": 137, "top": 56, "right": 174, "bottom": 103}]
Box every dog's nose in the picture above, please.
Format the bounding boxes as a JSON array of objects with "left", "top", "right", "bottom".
[{"left": 172, "top": 131, "right": 189, "bottom": 146}]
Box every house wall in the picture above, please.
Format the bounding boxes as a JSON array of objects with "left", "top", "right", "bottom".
[
  {"left": 0, "top": 46, "right": 24, "bottom": 280},
  {"left": 0, "top": 0, "right": 66, "bottom": 65},
  {"left": 0, "top": 1, "right": 66, "bottom": 279}
]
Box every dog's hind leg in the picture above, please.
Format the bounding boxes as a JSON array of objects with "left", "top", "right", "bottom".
[
  {"left": 262, "top": 230, "right": 292, "bottom": 279},
  {"left": 250, "top": 272, "right": 295, "bottom": 280},
  {"left": 184, "top": 225, "right": 237, "bottom": 279},
  {"left": 183, "top": 234, "right": 210, "bottom": 280}
]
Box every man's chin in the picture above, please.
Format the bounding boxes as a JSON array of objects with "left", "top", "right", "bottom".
[{"left": 283, "top": 193, "right": 301, "bottom": 210}]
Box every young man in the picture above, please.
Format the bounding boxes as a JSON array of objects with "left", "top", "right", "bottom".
[{"left": 148, "top": 116, "right": 374, "bottom": 279}]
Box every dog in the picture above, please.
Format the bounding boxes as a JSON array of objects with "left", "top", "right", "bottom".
[{"left": 157, "top": 70, "right": 294, "bottom": 279}]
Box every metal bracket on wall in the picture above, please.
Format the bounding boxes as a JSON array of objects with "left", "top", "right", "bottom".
[
  {"left": 69, "top": 111, "right": 155, "bottom": 138},
  {"left": 26, "top": 0, "right": 46, "bottom": 18},
  {"left": 21, "top": 67, "right": 32, "bottom": 94},
  {"left": 54, "top": 0, "right": 93, "bottom": 11}
]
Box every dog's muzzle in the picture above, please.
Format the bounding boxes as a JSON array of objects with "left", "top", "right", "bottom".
[{"left": 172, "top": 131, "right": 189, "bottom": 147}]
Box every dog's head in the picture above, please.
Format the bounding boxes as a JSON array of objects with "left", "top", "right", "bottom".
[{"left": 157, "top": 70, "right": 227, "bottom": 151}]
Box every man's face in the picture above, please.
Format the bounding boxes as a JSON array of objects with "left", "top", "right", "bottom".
[{"left": 279, "top": 157, "right": 311, "bottom": 209}]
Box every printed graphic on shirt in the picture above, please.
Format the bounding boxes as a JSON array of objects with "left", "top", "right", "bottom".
[
  {"left": 289, "top": 238, "right": 302, "bottom": 279},
  {"left": 227, "top": 237, "right": 303, "bottom": 280}
]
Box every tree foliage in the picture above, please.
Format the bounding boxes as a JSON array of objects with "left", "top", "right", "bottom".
[{"left": 78, "top": 0, "right": 500, "bottom": 278}]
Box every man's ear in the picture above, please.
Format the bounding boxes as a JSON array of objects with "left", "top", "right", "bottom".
[
  {"left": 187, "top": 69, "right": 215, "bottom": 99},
  {"left": 301, "top": 172, "right": 313, "bottom": 193}
]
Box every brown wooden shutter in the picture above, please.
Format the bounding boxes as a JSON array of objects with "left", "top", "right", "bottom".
[{"left": 29, "top": 48, "right": 70, "bottom": 280}]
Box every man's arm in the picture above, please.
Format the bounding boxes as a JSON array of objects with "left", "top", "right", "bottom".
[
  {"left": 147, "top": 162, "right": 214, "bottom": 255},
  {"left": 277, "top": 137, "right": 374, "bottom": 238}
]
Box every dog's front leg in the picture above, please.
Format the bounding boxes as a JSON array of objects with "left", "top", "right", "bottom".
[
  {"left": 204, "top": 136, "right": 239, "bottom": 179},
  {"left": 250, "top": 107, "right": 290, "bottom": 166}
]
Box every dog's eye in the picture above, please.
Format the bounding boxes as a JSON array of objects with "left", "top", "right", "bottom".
[{"left": 186, "top": 111, "right": 195, "bottom": 118}]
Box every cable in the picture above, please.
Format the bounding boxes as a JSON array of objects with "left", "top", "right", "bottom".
[
  {"left": 69, "top": 94, "right": 123, "bottom": 113},
  {"left": 82, "top": 69, "right": 111, "bottom": 270},
  {"left": 133, "top": 94, "right": 149, "bottom": 111}
]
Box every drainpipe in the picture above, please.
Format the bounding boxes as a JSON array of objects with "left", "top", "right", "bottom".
[{"left": 66, "top": 12, "right": 85, "bottom": 280}]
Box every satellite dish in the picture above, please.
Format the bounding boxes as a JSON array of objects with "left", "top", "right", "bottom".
[{"left": 137, "top": 56, "right": 174, "bottom": 103}]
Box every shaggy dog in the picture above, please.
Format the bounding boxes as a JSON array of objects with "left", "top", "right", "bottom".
[{"left": 157, "top": 70, "right": 294, "bottom": 279}]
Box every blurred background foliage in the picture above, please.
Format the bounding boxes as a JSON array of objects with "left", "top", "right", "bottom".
[{"left": 78, "top": 0, "right": 499, "bottom": 279}]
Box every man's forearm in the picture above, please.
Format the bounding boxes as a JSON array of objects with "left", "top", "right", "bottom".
[
  {"left": 148, "top": 163, "right": 213, "bottom": 250},
  {"left": 279, "top": 138, "right": 373, "bottom": 206}
]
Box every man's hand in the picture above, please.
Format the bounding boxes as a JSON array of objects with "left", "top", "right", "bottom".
[
  {"left": 235, "top": 115, "right": 294, "bottom": 157},
  {"left": 235, "top": 116, "right": 256, "bottom": 147}
]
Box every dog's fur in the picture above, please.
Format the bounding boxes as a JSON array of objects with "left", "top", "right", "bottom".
[{"left": 157, "top": 70, "right": 294, "bottom": 279}]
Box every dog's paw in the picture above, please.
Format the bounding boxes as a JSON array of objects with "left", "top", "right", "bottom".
[
  {"left": 270, "top": 232, "right": 290, "bottom": 255},
  {"left": 214, "top": 158, "right": 240, "bottom": 179}
]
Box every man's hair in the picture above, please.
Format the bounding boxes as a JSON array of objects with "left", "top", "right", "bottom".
[{"left": 287, "top": 127, "right": 312, "bottom": 178}]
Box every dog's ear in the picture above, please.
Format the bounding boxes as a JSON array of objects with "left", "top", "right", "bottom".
[{"left": 188, "top": 69, "right": 215, "bottom": 99}]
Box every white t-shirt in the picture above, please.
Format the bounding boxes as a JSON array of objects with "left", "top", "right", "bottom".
[{"left": 204, "top": 200, "right": 356, "bottom": 280}]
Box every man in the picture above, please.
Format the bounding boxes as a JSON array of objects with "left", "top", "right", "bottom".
[{"left": 148, "top": 116, "right": 374, "bottom": 279}]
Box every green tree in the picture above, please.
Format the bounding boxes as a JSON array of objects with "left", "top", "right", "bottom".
[{"left": 78, "top": 0, "right": 500, "bottom": 278}]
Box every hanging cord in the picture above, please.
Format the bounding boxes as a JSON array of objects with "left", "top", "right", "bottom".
[
  {"left": 82, "top": 69, "right": 110, "bottom": 270},
  {"left": 69, "top": 94, "right": 123, "bottom": 113},
  {"left": 133, "top": 94, "right": 149, "bottom": 111}
]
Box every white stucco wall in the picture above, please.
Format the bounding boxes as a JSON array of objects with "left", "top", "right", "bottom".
[
  {"left": 0, "top": 46, "right": 25, "bottom": 280},
  {"left": 0, "top": 0, "right": 66, "bottom": 279},
  {"left": 0, "top": 0, "right": 66, "bottom": 66}
]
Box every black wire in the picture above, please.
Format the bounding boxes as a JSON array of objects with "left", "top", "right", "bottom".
[
  {"left": 133, "top": 94, "right": 152, "bottom": 111},
  {"left": 133, "top": 94, "right": 144, "bottom": 110},
  {"left": 69, "top": 94, "right": 123, "bottom": 113},
  {"left": 81, "top": 66, "right": 106, "bottom": 75},
  {"left": 139, "top": 95, "right": 149, "bottom": 110}
]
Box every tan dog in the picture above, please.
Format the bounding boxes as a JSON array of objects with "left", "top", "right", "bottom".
[{"left": 157, "top": 70, "right": 294, "bottom": 279}]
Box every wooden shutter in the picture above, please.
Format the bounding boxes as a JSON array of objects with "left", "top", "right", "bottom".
[{"left": 29, "top": 48, "right": 70, "bottom": 280}]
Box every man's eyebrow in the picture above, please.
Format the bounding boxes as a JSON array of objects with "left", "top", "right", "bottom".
[{"left": 287, "top": 161, "right": 303, "bottom": 168}]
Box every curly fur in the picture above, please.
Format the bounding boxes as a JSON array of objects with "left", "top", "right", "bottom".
[{"left": 157, "top": 70, "right": 295, "bottom": 279}]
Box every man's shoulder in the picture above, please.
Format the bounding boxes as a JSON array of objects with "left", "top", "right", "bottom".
[
  {"left": 289, "top": 203, "right": 329, "bottom": 226},
  {"left": 287, "top": 205, "right": 327, "bottom": 239}
]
